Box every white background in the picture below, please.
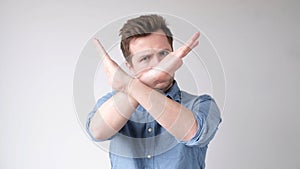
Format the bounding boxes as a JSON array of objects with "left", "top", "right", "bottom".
[{"left": 1, "top": 0, "right": 299, "bottom": 169}]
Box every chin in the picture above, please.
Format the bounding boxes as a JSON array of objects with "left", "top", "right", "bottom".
[{"left": 154, "top": 80, "right": 174, "bottom": 92}]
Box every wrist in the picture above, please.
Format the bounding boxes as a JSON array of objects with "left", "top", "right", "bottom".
[{"left": 123, "top": 77, "right": 136, "bottom": 94}]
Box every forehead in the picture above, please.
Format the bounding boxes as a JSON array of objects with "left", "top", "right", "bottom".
[{"left": 129, "top": 30, "right": 172, "bottom": 56}]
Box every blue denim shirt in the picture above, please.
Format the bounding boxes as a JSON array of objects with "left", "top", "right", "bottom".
[{"left": 86, "top": 81, "right": 221, "bottom": 169}]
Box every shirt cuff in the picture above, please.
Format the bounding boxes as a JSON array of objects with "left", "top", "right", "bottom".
[{"left": 180, "top": 98, "right": 222, "bottom": 147}]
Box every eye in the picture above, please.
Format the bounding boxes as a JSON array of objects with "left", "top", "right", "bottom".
[
  {"left": 158, "top": 50, "right": 170, "bottom": 57},
  {"left": 139, "top": 55, "right": 150, "bottom": 62}
]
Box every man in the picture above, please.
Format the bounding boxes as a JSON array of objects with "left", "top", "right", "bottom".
[{"left": 86, "top": 14, "right": 221, "bottom": 169}]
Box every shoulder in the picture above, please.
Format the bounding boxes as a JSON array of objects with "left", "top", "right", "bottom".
[
  {"left": 181, "top": 91, "right": 215, "bottom": 106},
  {"left": 94, "top": 91, "right": 117, "bottom": 108},
  {"left": 181, "top": 91, "right": 221, "bottom": 120}
]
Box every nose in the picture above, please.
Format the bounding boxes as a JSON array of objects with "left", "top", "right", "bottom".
[{"left": 149, "top": 54, "right": 163, "bottom": 67}]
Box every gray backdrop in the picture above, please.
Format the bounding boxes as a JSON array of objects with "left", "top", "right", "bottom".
[{"left": 1, "top": 0, "right": 299, "bottom": 169}]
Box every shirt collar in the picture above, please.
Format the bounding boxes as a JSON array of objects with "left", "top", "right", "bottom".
[
  {"left": 135, "top": 80, "right": 181, "bottom": 113},
  {"left": 164, "top": 80, "right": 181, "bottom": 103}
]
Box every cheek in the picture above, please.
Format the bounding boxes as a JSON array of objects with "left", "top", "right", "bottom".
[
  {"left": 132, "top": 60, "right": 144, "bottom": 69},
  {"left": 129, "top": 62, "right": 141, "bottom": 74},
  {"left": 131, "top": 63, "right": 150, "bottom": 75}
]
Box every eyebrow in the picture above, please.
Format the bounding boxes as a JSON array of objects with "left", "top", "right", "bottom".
[
  {"left": 133, "top": 50, "right": 155, "bottom": 60},
  {"left": 160, "top": 48, "right": 172, "bottom": 52},
  {"left": 132, "top": 48, "right": 172, "bottom": 60}
]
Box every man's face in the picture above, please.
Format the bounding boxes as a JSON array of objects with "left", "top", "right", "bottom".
[
  {"left": 126, "top": 29, "right": 173, "bottom": 75},
  {"left": 125, "top": 30, "right": 173, "bottom": 90}
]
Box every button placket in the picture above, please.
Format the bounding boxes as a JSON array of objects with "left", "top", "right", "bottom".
[{"left": 145, "top": 122, "right": 155, "bottom": 162}]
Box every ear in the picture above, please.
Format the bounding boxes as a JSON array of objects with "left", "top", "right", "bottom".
[{"left": 125, "top": 61, "right": 135, "bottom": 74}]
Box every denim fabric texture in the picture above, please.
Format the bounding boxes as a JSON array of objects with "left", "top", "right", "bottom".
[{"left": 86, "top": 81, "right": 221, "bottom": 169}]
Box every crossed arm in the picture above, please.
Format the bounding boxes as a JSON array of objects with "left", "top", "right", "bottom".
[{"left": 89, "top": 32, "right": 200, "bottom": 141}]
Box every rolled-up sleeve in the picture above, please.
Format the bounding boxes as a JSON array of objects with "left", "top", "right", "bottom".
[
  {"left": 85, "top": 92, "right": 114, "bottom": 142},
  {"left": 182, "top": 94, "right": 222, "bottom": 147}
]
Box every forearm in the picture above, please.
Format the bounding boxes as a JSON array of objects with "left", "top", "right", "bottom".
[
  {"left": 89, "top": 92, "right": 138, "bottom": 140},
  {"left": 127, "top": 78, "right": 198, "bottom": 141}
]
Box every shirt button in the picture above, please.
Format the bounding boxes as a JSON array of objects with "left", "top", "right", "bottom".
[
  {"left": 147, "top": 155, "right": 151, "bottom": 158},
  {"left": 147, "top": 128, "right": 152, "bottom": 133}
]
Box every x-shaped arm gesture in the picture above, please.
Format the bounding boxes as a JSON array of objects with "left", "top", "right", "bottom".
[
  {"left": 90, "top": 32, "right": 200, "bottom": 141},
  {"left": 93, "top": 32, "right": 200, "bottom": 91}
]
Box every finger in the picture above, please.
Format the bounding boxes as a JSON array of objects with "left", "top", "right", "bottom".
[
  {"left": 190, "top": 40, "right": 199, "bottom": 49},
  {"left": 93, "top": 38, "right": 109, "bottom": 60},
  {"left": 186, "top": 32, "right": 200, "bottom": 48},
  {"left": 93, "top": 38, "right": 122, "bottom": 78},
  {"left": 177, "top": 32, "right": 200, "bottom": 58}
]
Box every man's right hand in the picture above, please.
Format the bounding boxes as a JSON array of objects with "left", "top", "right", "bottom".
[{"left": 93, "top": 38, "right": 133, "bottom": 93}]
